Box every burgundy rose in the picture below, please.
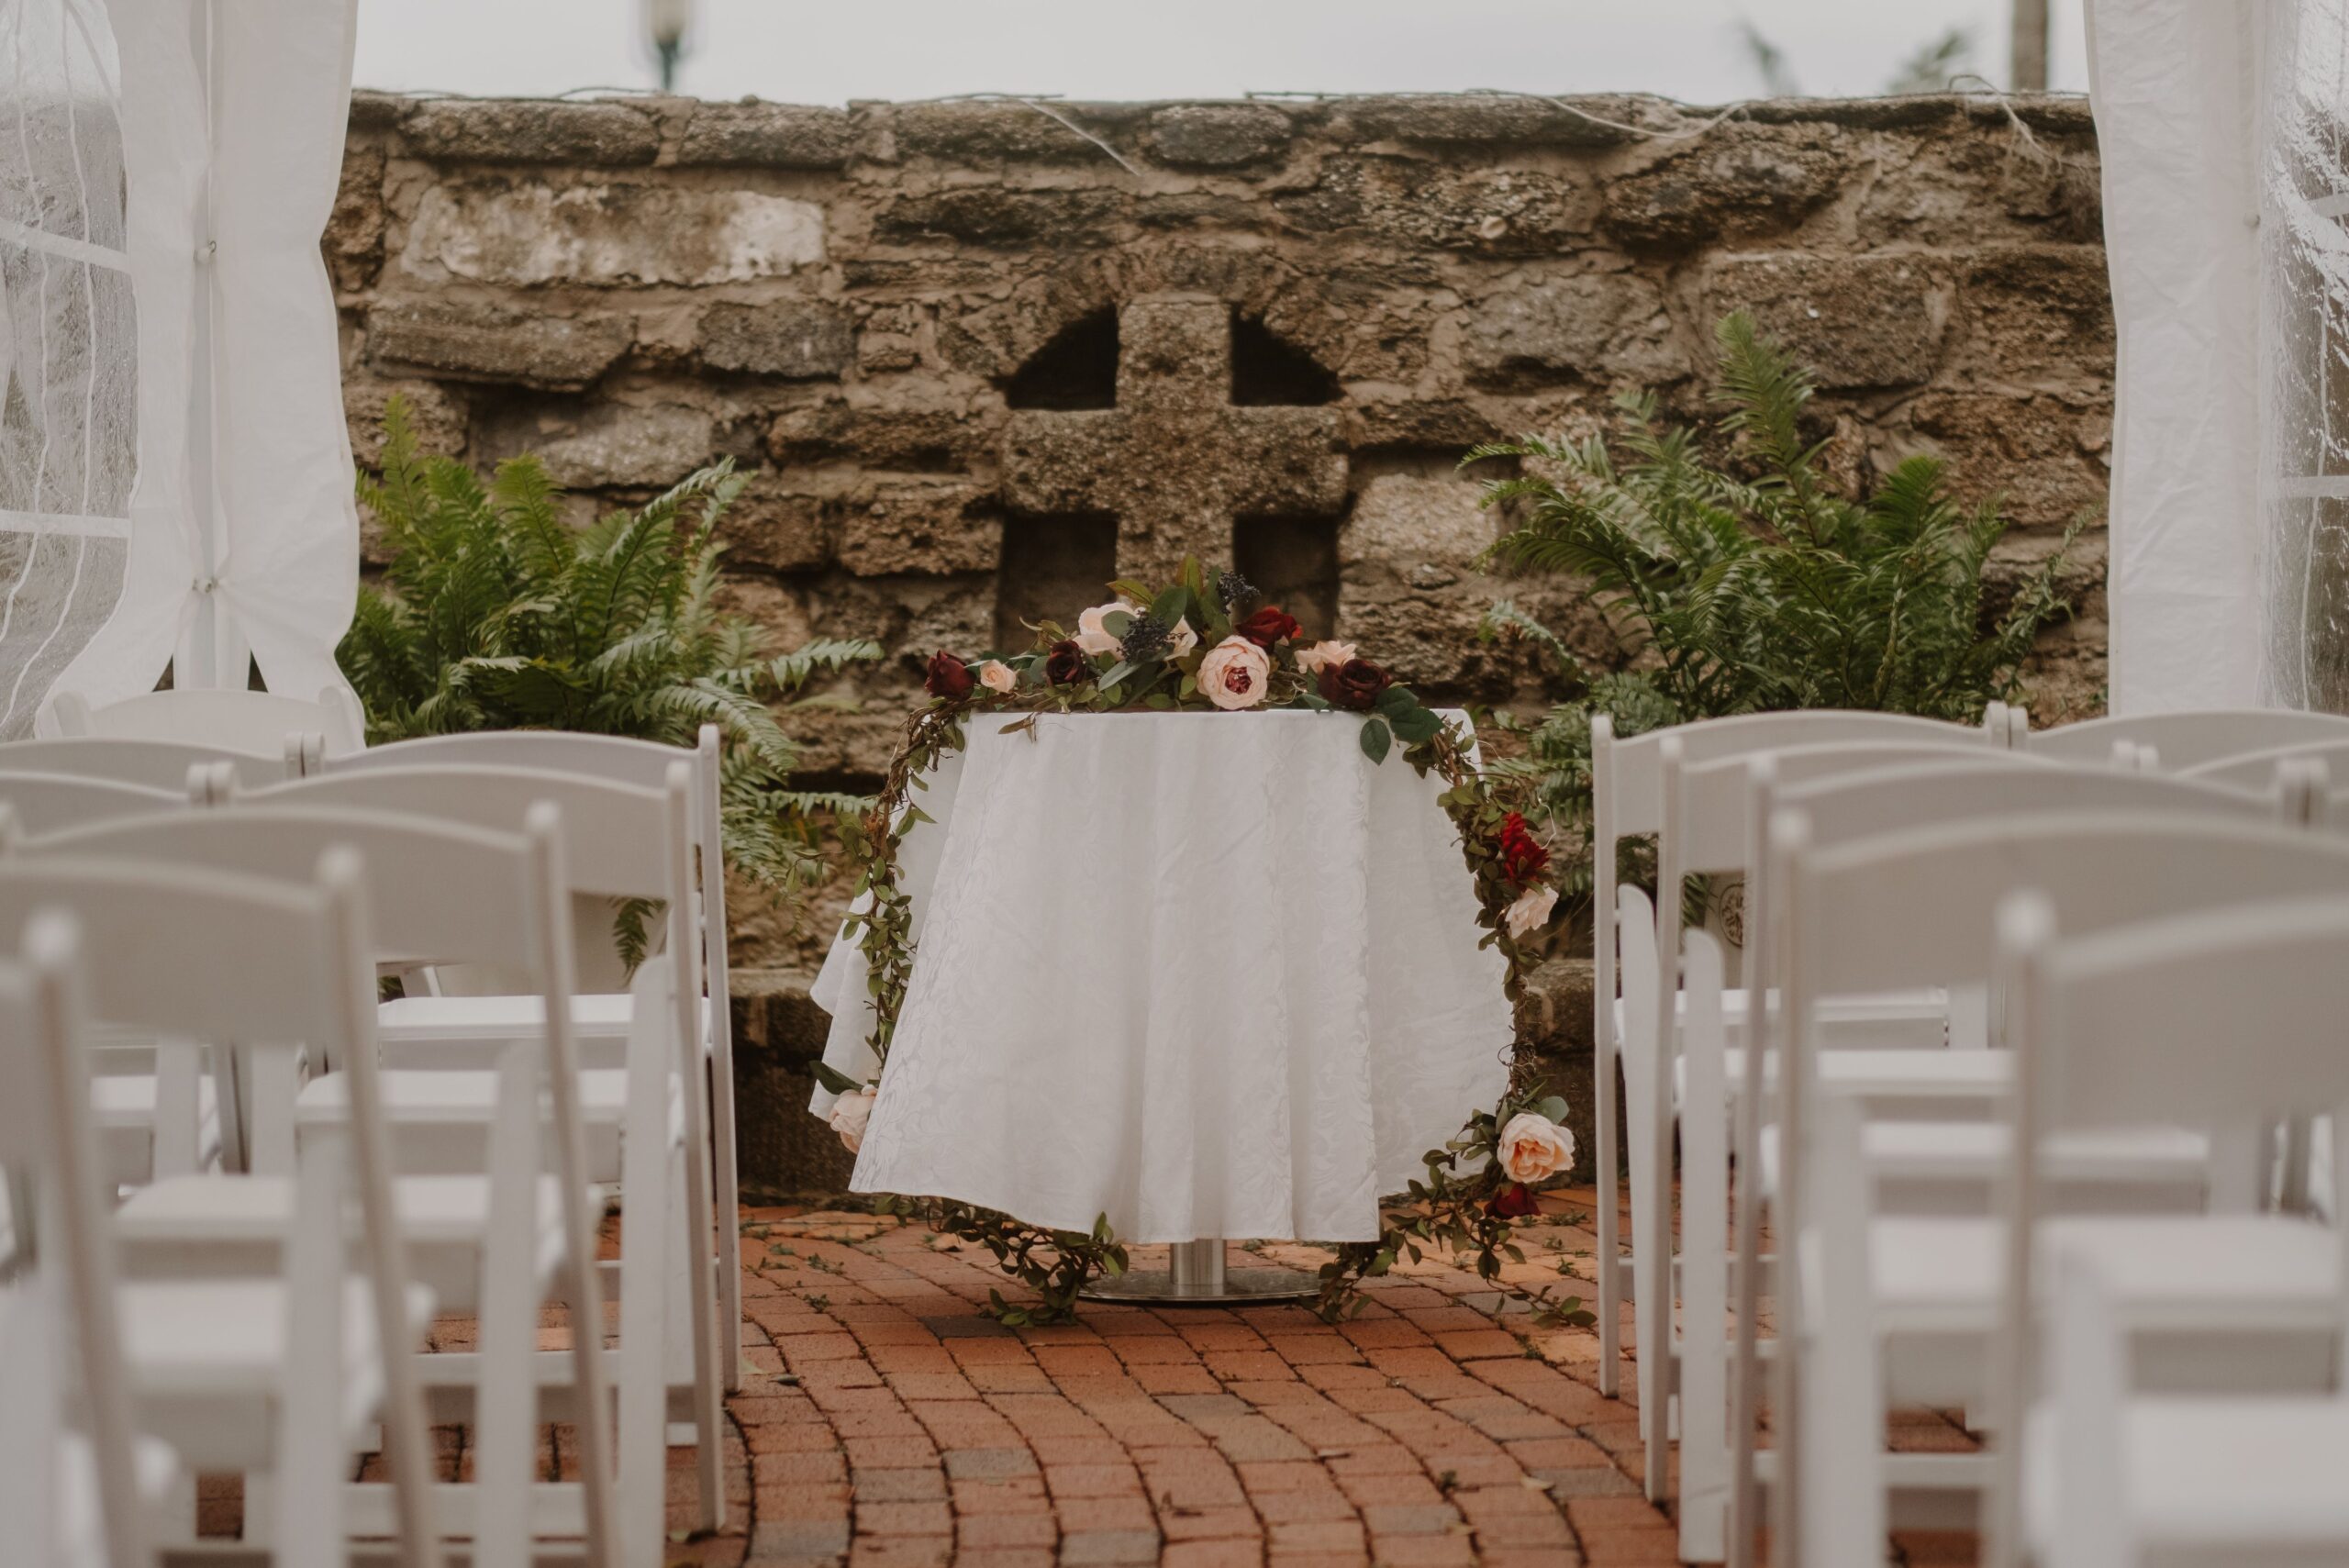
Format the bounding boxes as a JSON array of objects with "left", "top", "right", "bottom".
[
  {"left": 1043, "top": 639, "right": 1092, "bottom": 687},
  {"left": 1236, "top": 606, "right": 1304, "bottom": 649},
  {"left": 1317, "top": 657, "right": 1393, "bottom": 712},
  {"left": 1489, "top": 1183, "right": 1540, "bottom": 1219},
  {"left": 1497, "top": 812, "right": 1550, "bottom": 885},
  {"left": 924, "top": 651, "right": 974, "bottom": 700}
]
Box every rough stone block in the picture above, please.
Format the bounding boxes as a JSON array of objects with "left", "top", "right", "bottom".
[
  {"left": 367, "top": 298, "right": 633, "bottom": 390},
  {"left": 884, "top": 100, "right": 1145, "bottom": 163},
  {"left": 1463, "top": 273, "right": 1684, "bottom": 391},
  {"left": 729, "top": 968, "right": 859, "bottom": 1195},
  {"left": 344, "top": 376, "right": 468, "bottom": 467},
  {"left": 1274, "top": 158, "right": 1592, "bottom": 254},
  {"left": 326, "top": 146, "right": 385, "bottom": 292},
  {"left": 404, "top": 180, "right": 824, "bottom": 286},
  {"left": 1341, "top": 474, "right": 1498, "bottom": 574},
  {"left": 484, "top": 401, "right": 716, "bottom": 490},
  {"left": 1332, "top": 94, "right": 1643, "bottom": 150},
  {"left": 836, "top": 482, "right": 1002, "bottom": 576},
  {"left": 1602, "top": 124, "right": 1853, "bottom": 249},
  {"left": 874, "top": 188, "right": 1130, "bottom": 249},
  {"left": 718, "top": 474, "right": 834, "bottom": 573},
  {"left": 402, "top": 99, "right": 661, "bottom": 166},
  {"left": 696, "top": 300, "right": 854, "bottom": 379},
  {"left": 1706, "top": 252, "right": 1945, "bottom": 390},
  {"left": 767, "top": 404, "right": 1001, "bottom": 472},
  {"left": 1954, "top": 244, "right": 2114, "bottom": 385},
  {"left": 675, "top": 102, "right": 855, "bottom": 168},
  {"left": 1342, "top": 400, "right": 1501, "bottom": 455},
  {"left": 1145, "top": 103, "right": 1295, "bottom": 167}
]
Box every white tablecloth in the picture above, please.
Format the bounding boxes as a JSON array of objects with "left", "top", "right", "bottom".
[{"left": 807, "top": 710, "right": 1510, "bottom": 1243}]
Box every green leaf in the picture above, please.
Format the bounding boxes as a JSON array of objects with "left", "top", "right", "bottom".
[
  {"left": 1390, "top": 705, "right": 1442, "bottom": 745},
  {"left": 1536, "top": 1095, "right": 1571, "bottom": 1125},
  {"left": 1375, "top": 684, "right": 1418, "bottom": 718},
  {"left": 1360, "top": 717, "right": 1393, "bottom": 764},
  {"left": 1149, "top": 586, "right": 1191, "bottom": 630},
  {"left": 1096, "top": 661, "right": 1137, "bottom": 692},
  {"left": 811, "top": 1061, "right": 864, "bottom": 1096}
]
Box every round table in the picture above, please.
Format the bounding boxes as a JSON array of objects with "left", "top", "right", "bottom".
[{"left": 808, "top": 709, "right": 1511, "bottom": 1296}]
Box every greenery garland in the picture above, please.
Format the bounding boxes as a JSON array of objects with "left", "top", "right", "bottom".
[{"left": 817, "top": 560, "right": 1591, "bottom": 1329}]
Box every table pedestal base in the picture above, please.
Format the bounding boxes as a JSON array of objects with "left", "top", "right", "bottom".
[{"left": 1080, "top": 1238, "right": 1321, "bottom": 1305}]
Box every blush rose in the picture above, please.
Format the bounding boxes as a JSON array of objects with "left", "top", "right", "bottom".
[
  {"left": 1198, "top": 635, "right": 1272, "bottom": 709},
  {"left": 975, "top": 660, "right": 1018, "bottom": 695},
  {"left": 828, "top": 1087, "right": 877, "bottom": 1152},
  {"left": 1497, "top": 1112, "right": 1575, "bottom": 1184}
]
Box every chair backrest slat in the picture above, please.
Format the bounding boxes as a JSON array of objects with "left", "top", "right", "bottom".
[
  {"left": 1797, "top": 813, "right": 2349, "bottom": 997},
  {"left": 0, "top": 738, "right": 285, "bottom": 791},
  {"left": 2027, "top": 708, "right": 2349, "bottom": 770},
  {"left": 1779, "top": 760, "right": 2276, "bottom": 861},
  {"left": 1603, "top": 710, "right": 1995, "bottom": 838},
  {"left": 0, "top": 772, "right": 185, "bottom": 838},
  {"left": 1676, "top": 745, "right": 2054, "bottom": 874},
  {"left": 44, "top": 686, "right": 364, "bottom": 756},
  {"left": 245, "top": 764, "right": 676, "bottom": 900},
  {"left": 24, "top": 806, "right": 543, "bottom": 972}
]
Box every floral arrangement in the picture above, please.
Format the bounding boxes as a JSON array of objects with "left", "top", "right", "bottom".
[{"left": 815, "top": 559, "right": 1588, "bottom": 1327}]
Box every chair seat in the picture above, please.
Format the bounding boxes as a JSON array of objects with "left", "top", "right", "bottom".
[
  {"left": 1677, "top": 1047, "right": 2011, "bottom": 1107},
  {"left": 2025, "top": 1398, "right": 2349, "bottom": 1553},
  {"left": 91, "top": 1073, "right": 221, "bottom": 1184},
  {"left": 1620, "top": 985, "right": 1947, "bottom": 1035},
  {"left": 119, "top": 1274, "right": 435, "bottom": 1467},
  {"left": 1816, "top": 1214, "right": 2341, "bottom": 1338},
  {"left": 295, "top": 1068, "right": 684, "bottom": 1184},
  {"left": 1756, "top": 1120, "right": 2209, "bottom": 1195},
  {"left": 376, "top": 992, "right": 711, "bottom": 1070}
]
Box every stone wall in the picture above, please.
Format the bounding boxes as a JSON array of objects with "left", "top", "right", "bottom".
[{"left": 331, "top": 88, "right": 2114, "bottom": 986}]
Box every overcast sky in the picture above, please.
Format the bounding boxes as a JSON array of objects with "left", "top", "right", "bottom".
[{"left": 351, "top": 0, "right": 2090, "bottom": 106}]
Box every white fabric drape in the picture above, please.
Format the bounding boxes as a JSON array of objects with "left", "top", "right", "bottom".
[
  {"left": 39, "top": 0, "right": 359, "bottom": 720},
  {"left": 0, "top": 0, "right": 134, "bottom": 739},
  {"left": 810, "top": 712, "right": 1514, "bottom": 1244},
  {"left": 2086, "top": 0, "right": 2266, "bottom": 713}
]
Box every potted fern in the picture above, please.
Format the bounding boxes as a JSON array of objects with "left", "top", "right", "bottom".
[
  {"left": 1475, "top": 313, "right": 2079, "bottom": 941},
  {"left": 340, "top": 395, "right": 878, "bottom": 968}
]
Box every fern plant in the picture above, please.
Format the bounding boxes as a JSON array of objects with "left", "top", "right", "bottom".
[
  {"left": 340, "top": 396, "right": 880, "bottom": 951},
  {"left": 1475, "top": 313, "right": 2078, "bottom": 936}
]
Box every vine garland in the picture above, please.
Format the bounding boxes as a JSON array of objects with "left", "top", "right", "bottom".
[{"left": 818, "top": 561, "right": 1593, "bottom": 1329}]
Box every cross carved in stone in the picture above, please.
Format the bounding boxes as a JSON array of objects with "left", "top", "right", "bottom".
[{"left": 999, "top": 294, "right": 1349, "bottom": 584}]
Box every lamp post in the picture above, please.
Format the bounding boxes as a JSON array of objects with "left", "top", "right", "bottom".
[{"left": 643, "top": 0, "right": 695, "bottom": 92}]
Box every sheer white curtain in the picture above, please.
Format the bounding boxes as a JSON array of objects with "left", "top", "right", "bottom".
[
  {"left": 0, "top": 0, "right": 134, "bottom": 739},
  {"left": 2087, "top": 0, "right": 2266, "bottom": 713},
  {"left": 34, "top": 0, "right": 360, "bottom": 727}
]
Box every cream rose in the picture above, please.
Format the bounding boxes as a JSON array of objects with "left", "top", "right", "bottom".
[
  {"left": 1497, "top": 1112, "right": 1575, "bottom": 1184},
  {"left": 975, "top": 660, "right": 1018, "bottom": 695},
  {"left": 1166, "top": 618, "right": 1198, "bottom": 657},
  {"left": 1074, "top": 601, "right": 1137, "bottom": 656},
  {"left": 1295, "top": 639, "right": 1359, "bottom": 675},
  {"left": 1503, "top": 884, "right": 1559, "bottom": 940},
  {"left": 828, "top": 1087, "right": 877, "bottom": 1152},
  {"left": 1198, "top": 635, "right": 1272, "bottom": 709}
]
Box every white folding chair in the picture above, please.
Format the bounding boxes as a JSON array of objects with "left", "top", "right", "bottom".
[
  {"left": 23, "top": 804, "right": 641, "bottom": 1565},
  {"left": 0, "top": 856, "right": 443, "bottom": 1567},
  {"left": 1589, "top": 706, "right": 2005, "bottom": 1394},
  {"left": 2022, "top": 707, "right": 2349, "bottom": 770},
  {"left": 239, "top": 762, "right": 727, "bottom": 1529},
  {"left": 314, "top": 724, "right": 745, "bottom": 1392},
  {"left": 1767, "top": 814, "right": 2349, "bottom": 1568},
  {"left": 1970, "top": 895, "right": 2349, "bottom": 1568},
  {"left": 0, "top": 772, "right": 184, "bottom": 837},
  {"left": 0, "top": 915, "right": 173, "bottom": 1568},
  {"left": 40, "top": 685, "right": 366, "bottom": 757},
  {"left": 0, "top": 736, "right": 294, "bottom": 791}
]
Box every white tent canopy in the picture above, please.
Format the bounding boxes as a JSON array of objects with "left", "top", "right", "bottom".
[{"left": 26, "top": 0, "right": 362, "bottom": 733}]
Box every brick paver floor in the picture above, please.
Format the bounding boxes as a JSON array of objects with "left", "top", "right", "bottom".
[{"left": 689, "top": 1185, "right": 1982, "bottom": 1568}]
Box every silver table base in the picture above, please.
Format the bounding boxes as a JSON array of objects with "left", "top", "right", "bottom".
[{"left": 1079, "top": 1237, "right": 1321, "bottom": 1305}]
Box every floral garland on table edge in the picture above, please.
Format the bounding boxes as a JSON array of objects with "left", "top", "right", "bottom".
[{"left": 811, "top": 559, "right": 1595, "bottom": 1329}]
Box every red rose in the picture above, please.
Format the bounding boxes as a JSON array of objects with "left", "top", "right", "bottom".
[
  {"left": 924, "top": 651, "right": 974, "bottom": 700},
  {"left": 1318, "top": 657, "right": 1392, "bottom": 712},
  {"left": 1497, "top": 812, "right": 1550, "bottom": 885},
  {"left": 1489, "top": 1183, "right": 1540, "bottom": 1219},
  {"left": 1236, "top": 606, "right": 1303, "bottom": 649},
  {"left": 1043, "top": 639, "right": 1091, "bottom": 686}
]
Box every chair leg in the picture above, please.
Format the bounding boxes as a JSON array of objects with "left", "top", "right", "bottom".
[
  {"left": 708, "top": 1051, "right": 743, "bottom": 1393},
  {"left": 1597, "top": 1032, "right": 1620, "bottom": 1398}
]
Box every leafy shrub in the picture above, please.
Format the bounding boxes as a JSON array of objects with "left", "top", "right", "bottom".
[
  {"left": 1474, "top": 314, "right": 2077, "bottom": 935},
  {"left": 339, "top": 396, "right": 879, "bottom": 945}
]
